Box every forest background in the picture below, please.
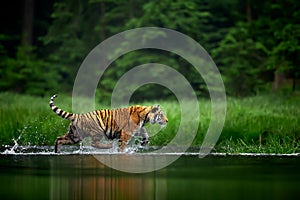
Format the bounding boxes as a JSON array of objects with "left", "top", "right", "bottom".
[{"left": 0, "top": 0, "right": 299, "bottom": 101}]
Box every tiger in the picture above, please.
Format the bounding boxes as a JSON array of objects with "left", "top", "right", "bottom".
[{"left": 49, "top": 94, "right": 168, "bottom": 153}]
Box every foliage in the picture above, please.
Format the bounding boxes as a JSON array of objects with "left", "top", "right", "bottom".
[
  {"left": 212, "top": 22, "right": 269, "bottom": 96},
  {"left": 212, "top": 0, "right": 300, "bottom": 96},
  {"left": 0, "top": 0, "right": 299, "bottom": 97},
  {"left": 270, "top": 23, "right": 300, "bottom": 83},
  {"left": 0, "top": 46, "right": 59, "bottom": 95}
]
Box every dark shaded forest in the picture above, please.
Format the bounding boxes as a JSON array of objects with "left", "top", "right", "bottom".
[{"left": 0, "top": 0, "right": 299, "bottom": 101}]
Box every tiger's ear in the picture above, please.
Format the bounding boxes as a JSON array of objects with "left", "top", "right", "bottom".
[{"left": 151, "top": 105, "right": 160, "bottom": 113}]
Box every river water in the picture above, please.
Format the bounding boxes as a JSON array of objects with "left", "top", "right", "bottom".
[{"left": 0, "top": 153, "right": 300, "bottom": 200}]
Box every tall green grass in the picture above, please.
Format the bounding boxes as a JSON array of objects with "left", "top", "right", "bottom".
[
  {"left": 217, "top": 95, "right": 300, "bottom": 153},
  {"left": 0, "top": 92, "right": 300, "bottom": 153},
  {"left": 0, "top": 93, "right": 70, "bottom": 146}
]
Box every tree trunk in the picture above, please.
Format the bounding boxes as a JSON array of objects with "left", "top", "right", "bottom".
[
  {"left": 129, "top": 0, "right": 135, "bottom": 18},
  {"left": 21, "top": 0, "right": 34, "bottom": 46},
  {"left": 246, "top": 0, "right": 252, "bottom": 24},
  {"left": 100, "top": 2, "right": 106, "bottom": 41}
]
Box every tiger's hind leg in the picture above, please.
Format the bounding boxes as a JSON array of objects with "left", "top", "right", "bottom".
[
  {"left": 119, "top": 130, "right": 132, "bottom": 151},
  {"left": 55, "top": 125, "right": 81, "bottom": 153},
  {"left": 91, "top": 135, "right": 113, "bottom": 149}
]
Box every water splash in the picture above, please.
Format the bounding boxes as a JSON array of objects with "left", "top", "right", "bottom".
[
  {"left": 2, "top": 134, "right": 23, "bottom": 154},
  {"left": 0, "top": 144, "right": 151, "bottom": 155},
  {"left": 1, "top": 131, "right": 154, "bottom": 155},
  {"left": 1, "top": 143, "right": 300, "bottom": 157}
]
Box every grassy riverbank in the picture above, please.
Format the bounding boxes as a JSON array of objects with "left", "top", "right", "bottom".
[{"left": 0, "top": 92, "right": 299, "bottom": 153}]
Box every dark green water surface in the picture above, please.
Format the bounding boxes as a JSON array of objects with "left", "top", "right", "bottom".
[{"left": 0, "top": 154, "right": 299, "bottom": 200}]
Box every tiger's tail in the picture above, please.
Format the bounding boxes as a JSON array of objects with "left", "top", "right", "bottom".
[{"left": 49, "top": 95, "right": 75, "bottom": 121}]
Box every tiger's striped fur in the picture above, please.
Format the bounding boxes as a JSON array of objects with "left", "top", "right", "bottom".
[{"left": 49, "top": 95, "right": 168, "bottom": 153}]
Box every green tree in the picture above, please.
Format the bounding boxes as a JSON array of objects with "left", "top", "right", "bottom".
[
  {"left": 266, "top": 1, "right": 300, "bottom": 92},
  {"left": 42, "top": 0, "right": 144, "bottom": 95},
  {"left": 0, "top": 0, "right": 58, "bottom": 95},
  {"left": 42, "top": 1, "right": 98, "bottom": 92},
  {"left": 26, "top": 0, "right": 300, "bottom": 98},
  {"left": 212, "top": 0, "right": 300, "bottom": 96},
  {"left": 212, "top": 22, "right": 269, "bottom": 96},
  {"left": 107, "top": 0, "right": 218, "bottom": 99},
  {"left": 0, "top": 46, "right": 58, "bottom": 95}
]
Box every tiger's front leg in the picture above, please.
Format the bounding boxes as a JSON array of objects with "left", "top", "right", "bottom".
[
  {"left": 132, "top": 127, "right": 149, "bottom": 146},
  {"left": 138, "top": 127, "right": 149, "bottom": 146}
]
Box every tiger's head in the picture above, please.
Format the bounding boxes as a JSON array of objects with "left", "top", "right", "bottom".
[{"left": 148, "top": 105, "right": 168, "bottom": 127}]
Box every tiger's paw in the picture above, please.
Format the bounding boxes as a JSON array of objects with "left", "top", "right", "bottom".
[{"left": 140, "top": 138, "right": 149, "bottom": 146}]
